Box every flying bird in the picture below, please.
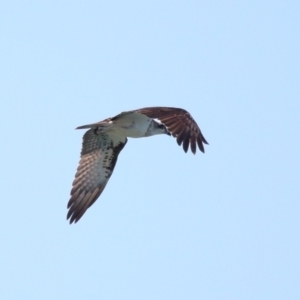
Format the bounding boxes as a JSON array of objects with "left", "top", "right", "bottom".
[{"left": 67, "top": 107, "right": 208, "bottom": 224}]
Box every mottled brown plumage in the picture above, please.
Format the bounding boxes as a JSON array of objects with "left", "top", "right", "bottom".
[{"left": 67, "top": 130, "right": 127, "bottom": 223}]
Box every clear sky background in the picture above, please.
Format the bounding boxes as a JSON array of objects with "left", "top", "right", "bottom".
[{"left": 1, "top": 1, "right": 299, "bottom": 299}]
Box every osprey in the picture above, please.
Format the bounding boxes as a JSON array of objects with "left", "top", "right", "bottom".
[{"left": 67, "top": 107, "right": 208, "bottom": 224}]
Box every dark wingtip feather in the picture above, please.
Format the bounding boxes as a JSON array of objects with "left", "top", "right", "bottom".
[
  {"left": 197, "top": 135, "right": 207, "bottom": 153},
  {"left": 176, "top": 127, "right": 187, "bottom": 146},
  {"left": 202, "top": 136, "right": 209, "bottom": 145},
  {"left": 176, "top": 139, "right": 181, "bottom": 146},
  {"left": 182, "top": 137, "right": 189, "bottom": 153},
  {"left": 190, "top": 138, "right": 197, "bottom": 154}
]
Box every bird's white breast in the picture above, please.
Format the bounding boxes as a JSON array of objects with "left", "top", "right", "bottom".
[{"left": 109, "top": 114, "right": 152, "bottom": 138}]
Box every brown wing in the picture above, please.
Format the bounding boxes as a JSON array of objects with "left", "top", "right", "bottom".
[
  {"left": 67, "top": 130, "right": 127, "bottom": 224},
  {"left": 134, "top": 107, "right": 208, "bottom": 154}
]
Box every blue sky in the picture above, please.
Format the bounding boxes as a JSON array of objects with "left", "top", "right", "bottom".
[{"left": 1, "top": 1, "right": 299, "bottom": 299}]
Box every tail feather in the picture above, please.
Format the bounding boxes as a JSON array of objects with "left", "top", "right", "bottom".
[
  {"left": 76, "top": 124, "right": 97, "bottom": 130},
  {"left": 76, "top": 121, "right": 112, "bottom": 130}
]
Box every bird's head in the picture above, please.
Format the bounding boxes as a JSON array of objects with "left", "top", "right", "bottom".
[{"left": 151, "top": 120, "right": 171, "bottom": 136}]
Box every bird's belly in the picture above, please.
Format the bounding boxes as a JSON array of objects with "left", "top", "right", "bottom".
[
  {"left": 110, "top": 120, "right": 150, "bottom": 138},
  {"left": 114, "top": 125, "right": 148, "bottom": 137}
]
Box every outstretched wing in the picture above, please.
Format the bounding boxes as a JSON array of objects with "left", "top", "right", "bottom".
[
  {"left": 67, "top": 129, "right": 127, "bottom": 224},
  {"left": 133, "top": 107, "right": 208, "bottom": 154}
]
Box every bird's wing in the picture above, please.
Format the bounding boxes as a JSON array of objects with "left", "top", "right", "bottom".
[
  {"left": 132, "top": 107, "right": 208, "bottom": 154},
  {"left": 67, "top": 129, "right": 127, "bottom": 223}
]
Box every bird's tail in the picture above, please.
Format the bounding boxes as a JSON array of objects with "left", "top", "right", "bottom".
[
  {"left": 76, "top": 120, "right": 112, "bottom": 130},
  {"left": 76, "top": 123, "right": 97, "bottom": 129}
]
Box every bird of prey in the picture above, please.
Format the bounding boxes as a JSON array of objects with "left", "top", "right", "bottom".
[{"left": 67, "top": 107, "right": 208, "bottom": 224}]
